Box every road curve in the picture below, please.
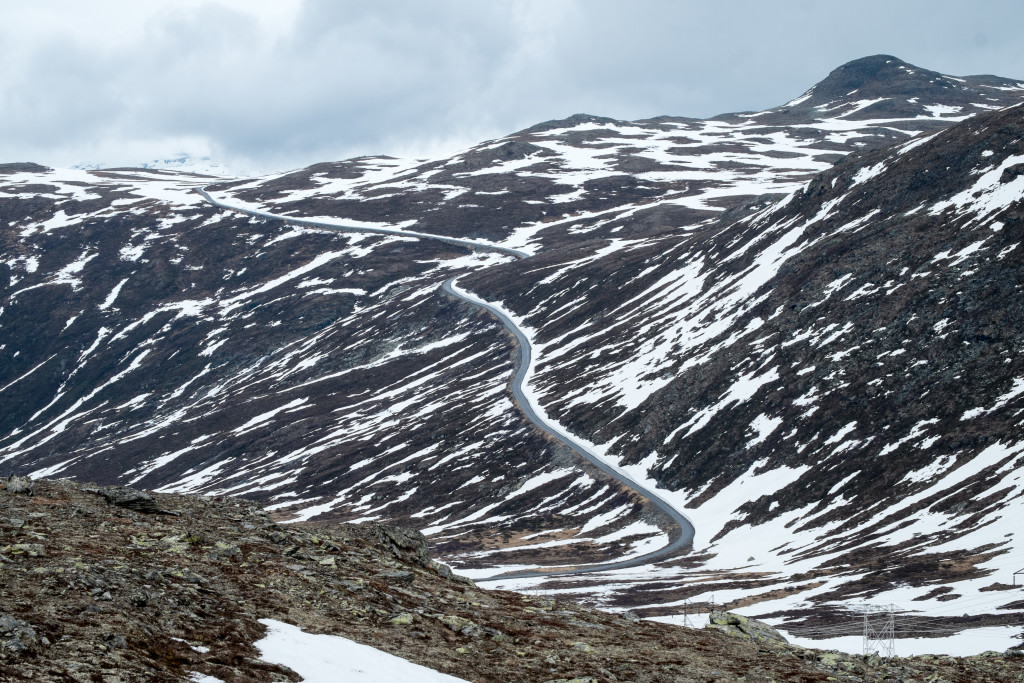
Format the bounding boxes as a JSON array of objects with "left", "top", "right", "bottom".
[
  {"left": 196, "top": 187, "right": 694, "bottom": 582},
  {"left": 196, "top": 188, "right": 529, "bottom": 259},
  {"left": 443, "top": 278, "right": 694, "bottom": 582}
]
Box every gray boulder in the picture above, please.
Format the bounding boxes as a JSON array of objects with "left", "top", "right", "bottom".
[
  {"left": 85, "top": 486, "right": 165, "bottom": 514},
  {"left": 5, "top": 477, "right": 33, "bottom": 495},
  {"left": 705, "top": 610, "right": 788, "bottom": 644},
  {"left": 0, "top": 613, "right": 38, "bottom": 654}
]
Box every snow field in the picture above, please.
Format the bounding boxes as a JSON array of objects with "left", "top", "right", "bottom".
[{"left": 253, "top": 619, "right": 469, "bottom": 683}]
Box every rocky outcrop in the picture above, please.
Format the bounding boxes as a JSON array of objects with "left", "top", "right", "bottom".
[
  {"left": 5, "top": 477, "right": 33, "bottom": 496},
  {"left": 705, "top": 611, "right": 788, "bottom": 644},
  {"left": 84, "top": 485, "right": 173, "bottom": 515},
  {"left": 0, "top": 613, "right": 40, "bottom": 654}
]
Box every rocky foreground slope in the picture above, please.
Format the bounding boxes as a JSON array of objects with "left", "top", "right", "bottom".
[{"left": 2, "top": 476, "right": 1022, "bottom": 682}]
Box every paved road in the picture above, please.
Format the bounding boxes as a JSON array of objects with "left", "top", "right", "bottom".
[
  {"left": 442, "top": 278, "right": 694, "bottom": 582},
  {"left": 197, "top": 187, "right": 694, "bottom": 582},
  {"left": 196, "top": 188, "right": 529, "bottom": 259}
]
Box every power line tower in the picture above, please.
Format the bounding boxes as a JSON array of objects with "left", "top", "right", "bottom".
[{"left": 862, "top": 604, "right": 895, "bottom": 658}]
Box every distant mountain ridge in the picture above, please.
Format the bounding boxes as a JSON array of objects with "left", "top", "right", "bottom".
[{"left": 73, "top": 152, "right": 234, "bottom": 176}]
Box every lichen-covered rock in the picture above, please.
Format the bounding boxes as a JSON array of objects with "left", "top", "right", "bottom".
[
  {"left": 0, "top": 613, "right": 38, "bottom": 654},
  {"left": 705, "top": 610, "right": 788, "bottom": 644},
  {"left": 2, "top": 543, "right": 45, "bottom": 557},
  {"left": 85, "top": 486, "right": 165, "bottom": 514},
  {"left": 439, "top": 614, "right": 482, "bottom": 637},
  {"left": 370, "top": 523, "right": 432, "bottom": 566},
  {"left": 5, "top": 476, "right": 33, "bottom": 495},
  {"left": 373, "top": 569, "right": 414, "bottom": 584}
]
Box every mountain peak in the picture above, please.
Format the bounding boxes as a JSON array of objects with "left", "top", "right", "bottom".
[
  {"left": 772, "top": 54, "right": 1024, "bottom": 119},
  {"left": 831, "top": 53, "right": 912, "bottom": 76},
  {"left": 804, "top": 54, "right": 940, "bottom": 103}
]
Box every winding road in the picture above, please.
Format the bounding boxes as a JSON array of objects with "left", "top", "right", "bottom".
[
  {"left": 196, "top": 188, "right": 529, "bottom": 259},
  {"left": 196, "top": 186, "right": 694, "bottom": 582}
]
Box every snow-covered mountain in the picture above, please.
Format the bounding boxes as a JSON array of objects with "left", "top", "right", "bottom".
[{"left": 3, "top": 55, "right": 1024, "bottom": 646}]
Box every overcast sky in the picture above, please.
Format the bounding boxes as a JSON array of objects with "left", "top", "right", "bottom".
[{"left": 2, "top": 0, "right": 1022, "bottom": 174}]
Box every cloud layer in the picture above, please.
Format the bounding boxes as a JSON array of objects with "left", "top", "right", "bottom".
[{"left": 2, "top": 0, "right": 1022, "bottom": 172}]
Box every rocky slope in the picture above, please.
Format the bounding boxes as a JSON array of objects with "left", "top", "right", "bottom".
[
  {"left": 0, "top": 165, "right": 656, "bottom": 569},
  {"left": 2, "top": 476, "right": 1023, "bottom": 682},
  {"left": 463, "top": 101, "right": 1024, "bottom": 618},
  {"left": 2, "top": 55, "right": 1024, "bottom": 643}
]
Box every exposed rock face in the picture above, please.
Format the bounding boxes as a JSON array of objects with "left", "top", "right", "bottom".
[
  {"left": 1, "top": 477, "right": 1023, "bottom": 682},
  {"left": 705, "top": 611, "right": 788, "bottom": 644}
]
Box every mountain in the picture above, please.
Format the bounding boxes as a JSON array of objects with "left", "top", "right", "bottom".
[
  {"left": 215, "top": 55, "right": 1023, "bottom": 253},
  {"left": 759, "top": 54, "right": 1024, "bottom": 121},
  {"left": 467, "top": 101, "right": 1024, "bottom": 628},
  {"left": 73, "top": 153, "right": 235, "bottom": 177},
  {"left": 2, "top": 56, "right": 1024, "bottom": 649}
]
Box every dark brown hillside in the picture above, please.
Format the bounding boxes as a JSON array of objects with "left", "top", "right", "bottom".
[{"left": 455, "top": 102, "right": 1024, "bottom": 614}]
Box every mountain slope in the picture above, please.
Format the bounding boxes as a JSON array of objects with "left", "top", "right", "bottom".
[
  {"left": 211, "top": 55, "right": 1024, "bottom": 253},
  {"left": 464, "top": 102, "right": 1024, "bottom": 638},
  {"left": 0, "top": 166, "right": 655, "bottom": 569},
  {"left": 2, "top": 57, "right": 1024, "bottom": 645}
]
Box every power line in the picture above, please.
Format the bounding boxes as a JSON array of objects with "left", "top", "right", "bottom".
[
  {"left": 783, "top": 599, "right": 1024, "bottom": 647},
  {"left": 900, "top": 592, "right": 1024, "bottom": 617}
]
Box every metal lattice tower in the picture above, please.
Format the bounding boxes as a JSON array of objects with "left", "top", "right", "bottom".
[{"left": 862, "top": 604, "right": 896, "bottom": 658}]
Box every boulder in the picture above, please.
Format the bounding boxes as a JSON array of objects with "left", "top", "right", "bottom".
[
  {"left": 439, "top": 615, "right": 482, "bottom": 637},
  {"left": 85, "top": 486, "right": 164, "bottom": 514},
  {"left": 705, "top": 610, "right": 788, "bottom": 644},
  {"left": 5, "top": 476, "right": 33, "bottom": 495},
  {"left": 432, "top": 560, "right": 476, "bottom": 586},
  {"left": 371, "top": 523, "right": 432, "bottom": 567},
  {"left": 373, "top": 570, "right": 414, "bottom": 584},
  {"left": 0, "top": 613, "right": 38, "bottom": 654}
]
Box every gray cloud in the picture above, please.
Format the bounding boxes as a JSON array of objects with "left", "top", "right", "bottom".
[{"left": 1, "top": 0, "right": 1022, "bottom": 172}]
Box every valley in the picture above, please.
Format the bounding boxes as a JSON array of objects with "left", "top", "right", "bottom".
[{"left": 2, "top": 55, "right": 1024, "bottom": 655}]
